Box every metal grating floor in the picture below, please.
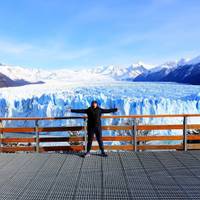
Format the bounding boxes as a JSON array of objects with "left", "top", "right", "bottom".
[{"left": 0, "top": 151, "right": 200, "bottom": 199}]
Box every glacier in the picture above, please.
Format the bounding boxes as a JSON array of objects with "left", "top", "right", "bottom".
[{"left": 0, "top": 81, "right": 200, "bottom": 142}]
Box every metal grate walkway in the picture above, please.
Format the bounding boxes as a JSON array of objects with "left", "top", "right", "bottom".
[{"left": 0, "top": 151, "right": 200, "bottom": 199}]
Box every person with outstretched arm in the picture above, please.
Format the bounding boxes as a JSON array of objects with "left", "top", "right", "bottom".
[{"left": 70, "top": 100, "right": 118, "bottom": 157}]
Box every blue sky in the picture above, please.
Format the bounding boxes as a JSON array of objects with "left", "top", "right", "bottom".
[{"left": 0, "top": 0, "right": 200, "bottom": 69}]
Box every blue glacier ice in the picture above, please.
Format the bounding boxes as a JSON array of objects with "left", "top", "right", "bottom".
[{"left": 0, "top": 82, "right": 200, "bottom": 142}]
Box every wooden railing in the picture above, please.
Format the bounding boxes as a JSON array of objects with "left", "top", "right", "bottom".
[{"left": 0, "top": 114, "right": 200, "bottom": 153}]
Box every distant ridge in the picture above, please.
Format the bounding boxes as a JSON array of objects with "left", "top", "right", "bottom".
[
  {"left": 162, "top": 63, "right": 200, "bottom": 85},
  {"left": 0, "top": 71, "right": 44, "bottom": 88},
  {"left": 1, "top": 54, "right": 200, "bottom": 86},
  {"left": 132, "top": 55, "right": 200, "bottom": 85}
]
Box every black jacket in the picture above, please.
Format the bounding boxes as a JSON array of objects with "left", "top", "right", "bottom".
[{"left": 71, "top": 107, "right": 117, "bottom": 128}]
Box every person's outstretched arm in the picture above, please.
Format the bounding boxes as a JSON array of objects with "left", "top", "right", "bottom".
[
  {"left": 101, "top": 108, "right": 118, "bottom": 113},
  {"left": 70, "top": 108, "right": 87, "bottom": 113}
]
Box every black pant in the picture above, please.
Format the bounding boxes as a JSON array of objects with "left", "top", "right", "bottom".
[{"left": 87, "top": 126, "right": 104, "bottom": 153}]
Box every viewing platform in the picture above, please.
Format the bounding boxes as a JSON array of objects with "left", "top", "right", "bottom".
[
  {"left": 0, "top": 151, "right": 200, "bottom": 199},
  {"left": 0, "top": 115, "right": 200, "bottom": 199}
]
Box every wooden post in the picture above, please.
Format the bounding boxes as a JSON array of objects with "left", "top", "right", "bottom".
[
  {"left": 183, "top": 116, "right": 187, "bottom": 151},
  {"left": 35, "top": 120, "right": 40, "bottom": 153},
  {"left": 0, "top": 120, "right": 3, "bottom": 149},
  {"left": 84, "top": 119, "right": 87, "bottom": 152},
  {"left": 132, "top": 119, "right": 138, "bottom": 152}
]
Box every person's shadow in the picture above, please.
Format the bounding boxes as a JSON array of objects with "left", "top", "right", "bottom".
[
  {"left": 62, "top": 151, "right": 105, "bottom": 158},
  {"left": 62, "top": 151, "right": 84, "bottom": 157}
]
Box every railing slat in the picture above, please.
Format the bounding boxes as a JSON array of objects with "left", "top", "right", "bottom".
[
  {"left": 138, "top": 124, "right": 183, "bottom": 130},
  {"left": 137, "top": 135, "right": 183, "bottom": 141},
  {"left": 1, "top": 138, "right": 35, "bottom": 143},
  {"left": 138, "top": 145, "right": 182, "bottom": 150},
  {"left": 1, "top": 135, "right": 200, "bottom": 144},
  {"left": 187, "top": 144, "right": 200, "bottom": 150},
  {"left": 187, "top": 135, "right": 200, "bottom": 140},
  {"left": 1, "top": 128, "right": 35, "bottom": 133},
  {"left": 99, "top": 145, "right": 134, "bottom": 151},
  {"left": 39, "top": 145, "right": 84, "bottom": 152},
  {"left": 0, "top": 146, "right": 35, "bottom": 152}
]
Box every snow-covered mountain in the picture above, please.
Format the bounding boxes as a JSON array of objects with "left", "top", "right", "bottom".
[
  {"left": 0, "top": 62, "right": 149, "bottom": 84},
  {"left": 160, "top": 55, "right": 200, "bottom": 85},
  {"left": 0, "top": 64, "right": 112, "bottom": 85},
  {"left": 134, "top": 61, "right": 177, "bottom": 82},
  {"left": 0, "top": 65, "right": 50, "bottom": 83},
  {"left": 1, "top": 54, "right": 200, "bottom": 86},
  {"left": 160, "top": 56, "right": 200, "bottom": 84},
  {"left": 89, "top": 63, "right": 149, "bottom": 80},
  {"left": 186, "top": 55, "right": 200, "bottom": 66},
  {"left": 0, "top": 65, "right": 43, "bottom": 88},
  {"left": 162, "top": 63, "right": 200, "bottom": 84},
  {"left": 133, "top": 55, "right": 200, "bottom": 84},
  {"left": 0, "top": 72, "right": 17, "bottom": 87}
]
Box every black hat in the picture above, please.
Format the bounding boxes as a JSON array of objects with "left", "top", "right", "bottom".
[{"left": 91, "top": 100, "right": 98, "bottom": 106}]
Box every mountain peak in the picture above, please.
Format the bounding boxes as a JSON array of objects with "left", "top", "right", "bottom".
[
  {"left": 149, "top": 61, "right": 177, "bottom": 73},
  {"left": 186, "top": 55, "right": 200, "bottom": 66},
  {"left": 177, "top": 58, "right": 189, "bottom": 66},
  {"left": 130, "top": 61, "right": 153, "bottom": 69},
  {"left": 133, "top": 61, "right": 146, "bottom": 66}
]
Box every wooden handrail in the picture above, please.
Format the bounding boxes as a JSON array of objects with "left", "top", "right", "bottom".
[
  {"left": 0, "top": 113, "right": 200, "bottom": 121},
  {"left": 0, "top": 114, "right": 200, "bottom": 153}
]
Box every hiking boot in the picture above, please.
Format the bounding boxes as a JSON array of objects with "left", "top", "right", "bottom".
[
  {"left": 84, "top": 152, "right": 91, "bottom": 157},
  {"left": 101, "top": 152, "right": 108, "bottom": 157}
]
